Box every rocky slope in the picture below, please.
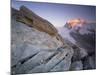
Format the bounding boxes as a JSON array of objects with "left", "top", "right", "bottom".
[{"left": 11, "top": 6, "right": 73, "bottom": 74}]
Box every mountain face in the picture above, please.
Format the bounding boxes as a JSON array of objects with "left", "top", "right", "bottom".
[
  {"left": 11, "top": 6, "right": 74, "bottom": 74},
  {"left": 58, "top": 21, "right": 96, "bottom": 70}
]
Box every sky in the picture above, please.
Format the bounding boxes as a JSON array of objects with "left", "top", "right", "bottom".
[{"left": 11, "top": 0, "right": 96, "bottom": 27}]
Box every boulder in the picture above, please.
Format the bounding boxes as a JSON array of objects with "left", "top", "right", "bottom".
[{"left": 11, "top": 17, "right": 63, "bottom": 66}]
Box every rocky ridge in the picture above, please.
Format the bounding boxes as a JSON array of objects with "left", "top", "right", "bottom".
[
  {"left": 11, "top": 6, "right": 73, "bottom": 74},
  {"left": 12, "top": 6, "right": 64, "bottom": 44}
]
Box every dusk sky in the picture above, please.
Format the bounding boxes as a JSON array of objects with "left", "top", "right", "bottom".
[{"left": 11, "top": 0, "right": 96, "bottom": 27}]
